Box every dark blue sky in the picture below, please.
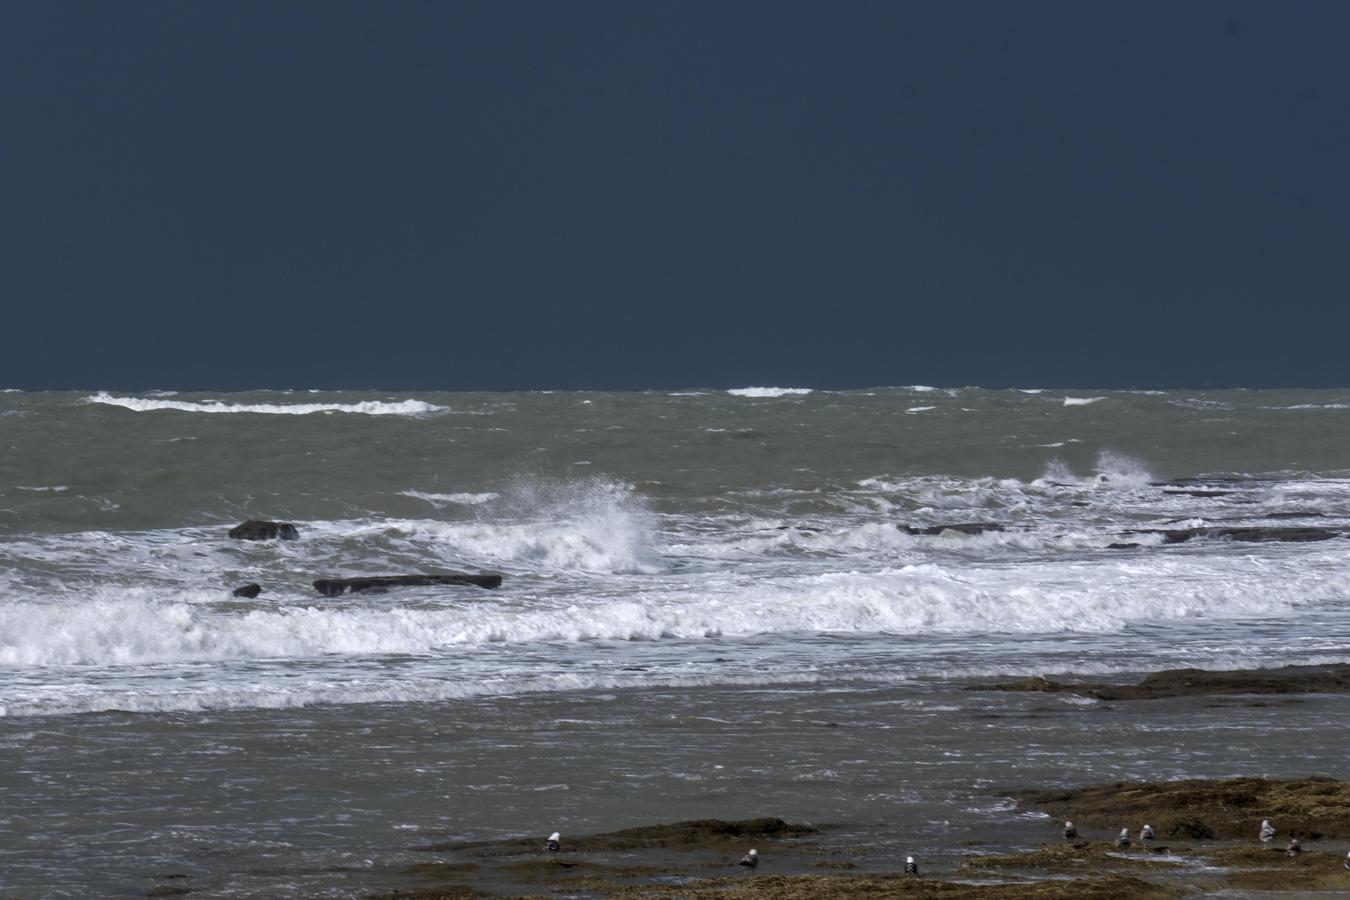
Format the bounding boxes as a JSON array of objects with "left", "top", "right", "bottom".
[{"left": 2, "top": 1, "right": 1347, "bottom": 390}]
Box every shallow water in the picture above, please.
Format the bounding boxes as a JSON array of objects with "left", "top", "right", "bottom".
[{"left": 2, "top": 387, "right": 1350, "bottom": 895}]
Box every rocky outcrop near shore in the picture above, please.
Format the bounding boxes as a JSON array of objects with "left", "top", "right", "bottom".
[
  {"left": 972, "top": 663, "right": 1350, "bottom": 701},
  {"left": 1014, "top": 777, "right": 1350, "bottom": 840},
  {"left": 227, "top": 520, "right": 300, "bottom": 540},
  {"left": 313, "top": 572, "right": 503, "bottom": 595},
  {"left": 387, "top": 816, "right": 1183, "bottom": 899}
]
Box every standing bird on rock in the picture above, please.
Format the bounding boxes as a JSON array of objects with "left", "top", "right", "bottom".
[
  {"left": 1063, "top": 820, "right": 1077, "bottom": 840},
  {"left": 1140, "top": 824, "right": 1155, "bottom": 841},
  {"left": 738, "top": 849, "right": 758, "bottom": 869},
  {"left": 1116, "top": 828, "right": 1131, "bottom": 849},
  {"left": 1260, "top": 820, "right": 1276, "bottom": 846},
  {"left": 1287, "top": 838, "right": 1302, "bottom": 857},
  {"left": 904, "top": 856, "right": 919, "bottom": 875},
  {"left": 545, "top": 832, "right": 561, "bottom": 853},
  {"left": 1343, "top": 849, "right": 1349, "bottom": 869}
]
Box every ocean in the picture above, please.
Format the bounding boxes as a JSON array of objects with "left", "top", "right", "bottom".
[{"left": 3, "top": 386, "right": 1350, "bottom": 896}]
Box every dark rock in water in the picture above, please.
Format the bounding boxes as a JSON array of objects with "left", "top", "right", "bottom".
[
  {"left": 1126, "top": 526, "right": 1340, "bottom": 545},
  {"left": 231, "top": 583, "right": 262, "bottom": 599},
  {"left": 1107, "top": 542, "right": 1139, "bottom": 550},
  {"left": 973, "top": 663, "right": 1350, "bottom": 701},
  {"left": 313, "top": 573, "right": 503, "bottom": 596},
  {"left": 228, "top": 520, "right": 300, "bottom": 541},
  {"left": 901, "top": 522, "right": 1005, "bottom": 536}
]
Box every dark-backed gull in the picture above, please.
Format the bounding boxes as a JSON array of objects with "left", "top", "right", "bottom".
[
  {"left": 904, "top": 856, "right": 919, "bottom": 875},
  {"left": 545, "top": 832, "right": 560, "bottom": 853},
  {"left": 1287, "top": 838, "right": 1301, "bottom": 856},
  {"left": 1115, "top": 828, "right": 1131, "bottom": 849},
  {"left": 1063, "top": 820, "right": 1077, "bottom": 840},
  {"left": 738, "top": 849, "right": 758, "bottom": 869},
  {"left": 1259, "top": 820, "right": 1276, "bottom": 845},
  {"left": 1140, "top": 824, "right": 1155, "bottom": 841}
]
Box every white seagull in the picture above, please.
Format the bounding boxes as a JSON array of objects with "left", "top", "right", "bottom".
[
  {"left": 1260, "top": 820, "right": 1276, "bottom": 846},
  {"left": 1140, "top": 824, "right": 1155, "bottom": 841},
  {"left": 904, "top": 856, "right": 919, "bottom": 875},
  {"left": 1063, "top": 820, "right": 1077, "bottom": 840},
  {"left": 738, "top": 849, "right": 758, "bottom": 869},
  {"left": 1115, "top": 828, "right": 1131, "bottom": 849},
  {"left": 545, "top": 832, "right": 561, "bottom": 853}
]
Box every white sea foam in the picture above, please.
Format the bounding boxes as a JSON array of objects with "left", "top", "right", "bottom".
[
  {"left": 1264, "top": 404, "right": 1350, "bottom": 410},
  {"left": 1063, "top": 396, "right": 1106, "bottom": 406},
  {"left": 0, "top": 669, "right": 843, "bottom": 717},
  {"left": 906, "top": 406, "right": 936, "bottom": 413},
  {"left": 726, "top": 387, "right": 813, "bottom": 398},
  {"left": 85, "top": 392, "right": 445, "bottom": 416},
  {"left": 3, "top": 554, "right": 1344, "bottom": 671}
]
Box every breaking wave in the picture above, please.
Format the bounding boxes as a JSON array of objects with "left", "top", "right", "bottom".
[{"left": 2, "top": 554, "right": 1342, "bottom": 670}]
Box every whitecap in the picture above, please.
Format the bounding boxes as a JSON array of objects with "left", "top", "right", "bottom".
[
  {"left": 400, "top": 491, "right": 499, "bottom": 506},
  {"left": 1063, "top": 396, "right": 1106, "bottom": 407},
  {"left": 726, "top": 387, "right": 813, "bottom": 398},
  {"left": 85, "top": 392, "right": 445, "bottom": 416}
]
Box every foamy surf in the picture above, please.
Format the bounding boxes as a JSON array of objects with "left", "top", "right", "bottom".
[{"left": 84, "top": 392, "right": 446, "bottom": 416}]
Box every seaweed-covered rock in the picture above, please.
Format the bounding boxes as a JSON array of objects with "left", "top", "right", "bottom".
[
  {"left": 230, "top": 583, "right": 262, "bottom": 599},
  {"left": 1014, "top": 777, "right": 1350, "bottom": 840},
  {"left": 228, "top": 520, "right": 300, "bottom": 541}
]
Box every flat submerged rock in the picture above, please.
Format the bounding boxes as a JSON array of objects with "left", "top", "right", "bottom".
[
  {"left": 312, "top": 573, "right": 503, "bottom": 595},
  {"left": 416, "top": 817, "right": 817, "bottom": 856},
  {"left": 973, "top": 663, "right": 1350, "bottom": 701}
]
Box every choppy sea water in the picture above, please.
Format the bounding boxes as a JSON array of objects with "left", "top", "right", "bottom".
[{"left": 2, "top": 387, "right": 1350, "bottom": 896}]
